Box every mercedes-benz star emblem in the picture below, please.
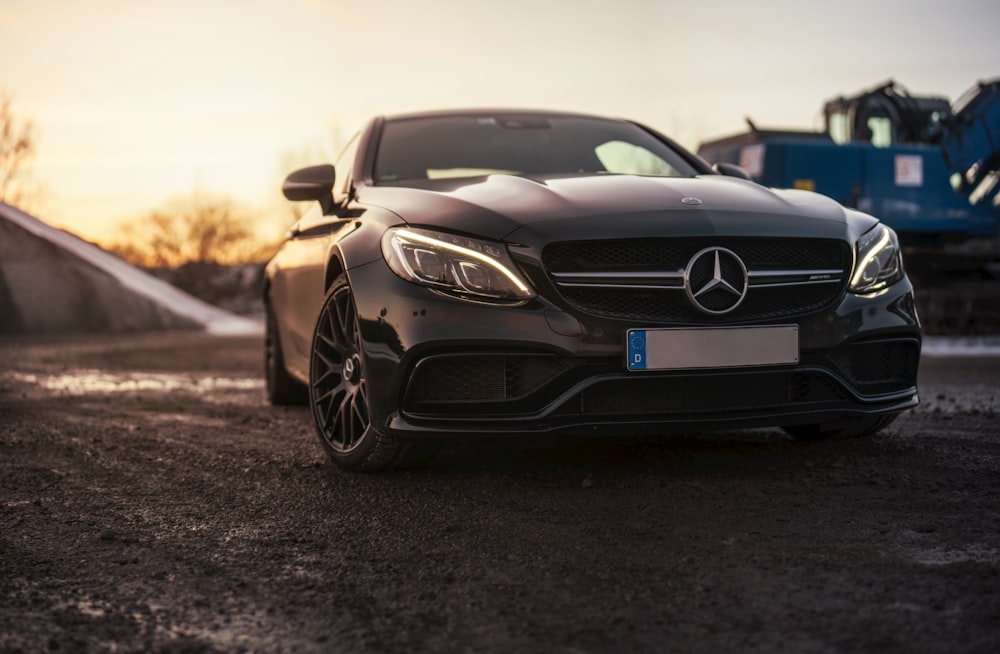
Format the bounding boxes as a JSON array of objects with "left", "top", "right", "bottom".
[
  {"left": 343, "top": 357, "right": 356, "bottom": 383},
  {"left": 684, "top": 247, "right": 748, "bottom": 314}
]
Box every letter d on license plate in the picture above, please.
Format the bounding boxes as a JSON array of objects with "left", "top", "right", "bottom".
[{"left": 627, "top": 326, "right": 799, "bottom": 371}]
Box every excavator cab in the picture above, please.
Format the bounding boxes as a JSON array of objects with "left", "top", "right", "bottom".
[{"left": 823, "top": 80, "right": 952, "bottom": 148}]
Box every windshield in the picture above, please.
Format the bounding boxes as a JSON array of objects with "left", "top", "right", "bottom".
[{"left": 374, "top": 114, "right": 698, "bottom": 185}]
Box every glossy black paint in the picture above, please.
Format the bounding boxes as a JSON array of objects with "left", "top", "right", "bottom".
[
  {"left": 343, "top": 252, "right": 919, "bottom": 436},
  {"left": 265, "top": 108, "right": 920, "bottom": 446}
]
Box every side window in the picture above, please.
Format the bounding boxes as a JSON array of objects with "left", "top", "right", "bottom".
[
  {"left": 866, "top": 116, "right": 893, "bottom": 148},
  {"left": 595, "top": 140, "right": 679, "bottom": 176},
  {"left": 828, "top": 111, "right": 851, "bottom": 145},
  {"left": 333, "top": 133, "right": 361, "bottom": 201}
]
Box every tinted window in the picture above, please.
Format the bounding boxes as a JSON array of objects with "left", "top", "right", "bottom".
[{"left": 374, "top": 114, "right": 697, "bottom": 185}]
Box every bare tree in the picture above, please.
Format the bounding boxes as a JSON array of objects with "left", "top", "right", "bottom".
[
  {"left": 0, "top": 95, "right": 37, "bottom": 206},
  {"left": 108, "top": 193, "right": 274, "bottom": 268}
]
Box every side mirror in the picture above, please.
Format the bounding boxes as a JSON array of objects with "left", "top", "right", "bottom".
[
  {"left": 283, "top": 165, "right": 336, "bottom": 212},
  {"left": 713, "top": 162, "right": 753, "bottom": 181}
]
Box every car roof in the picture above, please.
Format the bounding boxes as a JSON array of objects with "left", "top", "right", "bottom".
[{"left": 381, "top": 108, "right": 625, "bottom": 123}]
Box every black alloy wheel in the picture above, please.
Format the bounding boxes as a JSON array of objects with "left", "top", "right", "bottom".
[
  {"left": 309, "top": 275, "right": 411, "bottom": 471},
  {"left": 264, "top": 305, "right": 307, "bottom": 406}
]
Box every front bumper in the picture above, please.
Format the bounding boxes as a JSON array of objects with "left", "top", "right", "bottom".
[{"left": 348, "top": 259, "right": 921, "bottom": 437}]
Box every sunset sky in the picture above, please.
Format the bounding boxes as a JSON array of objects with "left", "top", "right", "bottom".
[{"left": 1, "top": 0, "right": 998, "bottom": 243}]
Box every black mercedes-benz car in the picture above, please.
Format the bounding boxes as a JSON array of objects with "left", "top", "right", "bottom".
[{"left": 264, "top": 109, "right": 920, "bottom": 471}]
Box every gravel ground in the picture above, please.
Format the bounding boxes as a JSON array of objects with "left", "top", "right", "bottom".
[{"left": 1, "top": 332, "right": 999, "bottom": 653}]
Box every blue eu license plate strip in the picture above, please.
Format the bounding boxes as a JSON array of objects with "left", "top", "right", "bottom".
[
  {"left": 627, "top": 326, "right": 799, "bottom": 371},
  {"left": 628, "top": 330, "right": 649, "bottom": 370}
]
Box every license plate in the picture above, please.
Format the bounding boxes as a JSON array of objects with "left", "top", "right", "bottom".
[{"left": 627, "top": 326, "right": 799, "bottom": 371}]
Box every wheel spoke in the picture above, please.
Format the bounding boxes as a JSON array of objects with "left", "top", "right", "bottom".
[
  {"left": 337, "top": 295, "right": 352, "bottom": 333},
  {"left": 330, "top": 400, "right": 344, "bottom": 448},
  {"left": 315, "top": 382, "right": 342, "bottom": 406},
  {"left": 355, "top": 382, "right": 368, "bottom": 423},
  {"left": 350, "top": 396, "right": 367, "bottom": 444},
  {"left": 327, "top": 390, "right": 345, "bottom": 435},
  {"left": 353, "top": 311, "right": 361, "bottom": 347},
  {"left": 316, "top": 331, "right": 339, "bottom": 350},
  {"left": 314, "top": 369, "right": 337, "bottom": 386},
  {"left": 326, "top": 309, "right": 341, "bottom": 341},
  {"left": 313, "top": 350, "right": 340, "bottom": 384}
]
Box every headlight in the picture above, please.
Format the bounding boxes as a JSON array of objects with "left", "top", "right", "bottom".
[
  {"left": 849, "top": 224, "right": 904, "bottom": 294},
  {"left": 382, "top": 227, "right": 535, "bottom": 303}
]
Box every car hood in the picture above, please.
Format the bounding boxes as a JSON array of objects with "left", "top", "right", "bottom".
[{"left": 357, "top": 173, "right": 875, "bottom": 243}]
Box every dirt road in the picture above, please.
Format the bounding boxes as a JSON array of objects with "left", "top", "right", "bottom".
[{"left": 1, "top": 333, "right": 998, "bottom": 653}]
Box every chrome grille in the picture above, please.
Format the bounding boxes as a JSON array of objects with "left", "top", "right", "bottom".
[{"left": 544, "top": 237, "right": 850, "bottom": 323}]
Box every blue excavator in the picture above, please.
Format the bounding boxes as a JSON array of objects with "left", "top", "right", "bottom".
[{"left": 698, "top": 78, "right": 1000, "bottom": 332}]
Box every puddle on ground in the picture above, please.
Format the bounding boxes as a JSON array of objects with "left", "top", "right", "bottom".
[{"left": 8, "top": 370, "right": 263, "bottom": 395}]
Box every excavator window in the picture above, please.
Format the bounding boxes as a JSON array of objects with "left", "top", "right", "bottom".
[
  {"left": 867, "top": 116, "right": 893, "bottom": 147},
  {"left": 828, "top": 111, "right": 851, "bottom": 145}
]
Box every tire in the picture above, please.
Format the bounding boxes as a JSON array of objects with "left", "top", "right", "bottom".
[
  {"left": 265, "top": 305, "right": 308, "bottom": 406},
  {"left": 309, "top": 275, "right": 433, "bottom": 471},
  {"left": 783, "top": 413, "right": 899, "bottom": 441}
]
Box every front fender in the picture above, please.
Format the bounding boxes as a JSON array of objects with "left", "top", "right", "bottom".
[{"left": 324, "top": 205, "right": 404, "bottom": 293}]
